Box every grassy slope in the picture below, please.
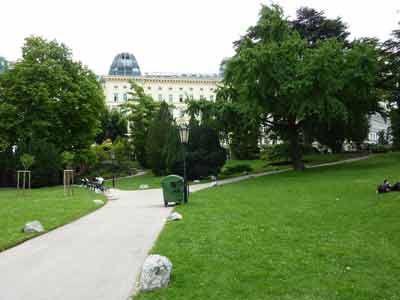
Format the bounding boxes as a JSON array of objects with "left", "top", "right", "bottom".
[
  {"left": 135, "top": 153, "right": 400, "bottom": 300},
  {"left": 0, "top": 186, "right": 106, "bottom": 252},
  {"left": 105, "top": 172, "right": 162, "bottom": 190},
  {"left": 113, "top": 153, "right": 365, "bottom": 191}
]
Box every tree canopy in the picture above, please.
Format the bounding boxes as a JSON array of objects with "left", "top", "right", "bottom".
[
  {"left": 383, "top": 24, "right": 400, "bottom": 148},
  {"left": 0, "top": 36, "right": 105, "bottom": 151},
  {"left": 223, "top": 5, "right": 383, "bottom": 170}
]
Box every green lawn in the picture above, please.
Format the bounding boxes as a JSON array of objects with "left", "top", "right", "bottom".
[
  {"left": 304, "top": 152, "right": 365, "bottom": 166},
  {"left": 135, "top": 153, "right": 400, "bottom": 300},
  {"left": 105, "top": 172, "right": 163, "bottom": 190},
  {"left": 111, "top": 153, "right": 364, "bottom": 191},
  {"left": 0, "top": 186, "right": 106, "bottom": 252},
  {"left": 222, "top": 153, "right": 366, "bottom": 176}
]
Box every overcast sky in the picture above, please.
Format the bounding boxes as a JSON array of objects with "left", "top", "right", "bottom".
[{"left": 1, "top": 0, "right": 399, "bottom": 75}]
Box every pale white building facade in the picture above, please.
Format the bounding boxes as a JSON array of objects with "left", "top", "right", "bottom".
[
  {"left": 101, "top": 74, "right": 220, "bottom": 122},
  {"left": 100, "top": 52, "right": 220, "bottom": 123}
]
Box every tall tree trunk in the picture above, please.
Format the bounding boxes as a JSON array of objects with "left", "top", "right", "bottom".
[{"left": 288, "top": 119, "right": 305, "bottom": 171}]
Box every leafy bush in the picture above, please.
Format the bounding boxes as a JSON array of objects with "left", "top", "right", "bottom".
[
  {"left": 221, "top": 164, "right": 253, "bottom": 176},
  {"left": 261, "top": 143, "right": 317, "bottom": 162},
  {"left": 184, "top": 123, "right": 227, "bottom": 180},
  {"left": 261, "top": 144, "right": 290, "bottom": 162},
  {"left": 367, "top": 144, "right": 390, "bottom": 153}
]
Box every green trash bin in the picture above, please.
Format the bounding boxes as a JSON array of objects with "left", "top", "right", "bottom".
[{"left": 161, "top": 175, "right": 185, "bottom": 207}]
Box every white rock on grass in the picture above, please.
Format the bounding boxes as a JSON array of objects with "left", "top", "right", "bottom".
[
  {"left": 140, "top": 255, "right": 173, "bottom": 292},
  {"left": 23, "top": 221, "right": 44, "bottom": 233},
  {"left": 167, "top": 212, "right": 183, "bottom": 221},
  {"left": 139, "top": 184, "right": 149, "bottom": 190},
  {"left": 93, "top": 199, "right": 104, "bottom": 205}
]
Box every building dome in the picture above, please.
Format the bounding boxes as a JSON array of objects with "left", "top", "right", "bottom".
[{"left": 108, "top": 52, "right": 141, "bottom": 76}]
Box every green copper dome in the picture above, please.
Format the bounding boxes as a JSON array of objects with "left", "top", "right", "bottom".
[{"left": 108, "top": 53, "right": 141, "bottom": 76}]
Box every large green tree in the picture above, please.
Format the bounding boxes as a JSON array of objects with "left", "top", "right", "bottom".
[
  {"left": 224, "top": 5, "right": 382, "bottom": 170},
  {"left": 0, "top": 36, "right": 105, "bottom": 151},
  {"left": 123, "top": 81, "right": 159, "bottom": 167},
  {"left": 0, "top": 36, "right": 105, "bottom": 186},
  {"left": 383, "top": 24, "right": 400, "bottom": 148}
]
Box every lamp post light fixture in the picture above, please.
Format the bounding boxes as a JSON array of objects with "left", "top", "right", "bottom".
[
  {"left": 110, "top": 150, "right": 116, "bottom": 188},
  {"left": 178, "top": 124, "right": 190, "bottom": 203}
]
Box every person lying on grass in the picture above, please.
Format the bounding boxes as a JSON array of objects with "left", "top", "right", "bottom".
[{"left": 377, "top": 179, "right": 400, "bottom": 193}]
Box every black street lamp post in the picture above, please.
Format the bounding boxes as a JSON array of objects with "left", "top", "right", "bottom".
[
  {"left": 178, "top": 124, "right": 190, "bottom": 204},
  {"left": 111, "top": 150, "right": 116, "bottom": 188}
]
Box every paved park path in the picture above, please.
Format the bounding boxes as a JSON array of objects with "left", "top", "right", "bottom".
[{"left": 0, "top": 155, "right": 370, "bottom": 300}]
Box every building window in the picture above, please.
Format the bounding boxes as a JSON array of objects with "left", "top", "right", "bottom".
[
  {"left": 200, "top": 95, "right": 204, "bottom": 100},
  {"left": 113, "top": 93, "right": 118, "bottom": 102},
  {"left": 123, "top": 85, "right": 127, "bottom": 89},
  {"left": 114, "top": 85, "right": 118, "bottom": 89},
  {"left": 123, "top": 93, "right": 128, "bottom": 101},
  {"left": 210, "top": 88, "right": 214, "bottom": 91},
  {"left": 189, "top": 87, "right": 193, "bottom": 91},
  {"left": 179, "top": 95, "right": 184, "bottom": 102},
  {"left": 190, "top": 94, "right": 194, "bottom": 100},
  {"left": 147, "top": 86, "right": 152, "bottom": 90},
  {"left": 158, "top": 94, "right": 163, "bottom": 101},
  {"left": 158, "top": 86, "right": 162, "bottom": 91},
  {"left": 179, "top": 87, "right": 183, "bottom": 91},
  {"left": 210, "top": 95, "right": 214, "bottom": 101},
  {"left": 200, "top": 87, "right": 204, "bottom": 91},
  {"left": 169, "top": 87, "right": 173, "bottom": 91},
  {"left": 169, "top": 95, "right": 173, "bottom": 103}
]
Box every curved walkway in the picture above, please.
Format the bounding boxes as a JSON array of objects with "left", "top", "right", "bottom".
[
  {"left": 0, "top": 188, "right": 171, "bottom": 300},
  {"left": 0, "top": 155, "right": 370, "bottom": 300}
]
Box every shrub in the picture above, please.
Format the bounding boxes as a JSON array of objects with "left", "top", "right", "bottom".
[
  {"left": 367, "top": 144, "right": 390, "bottom": 153},
  {"left": 261, "top": 144, "right": 290, "bottom": 162},
  {"left": 184, "top": 123, "right": 227, "bottom": 180},
  {"left": 261, "top": 143, "right": 317, "bottom": 162},
  {"left": 222, "top": 164, "right": 253, "bottom": 176}
]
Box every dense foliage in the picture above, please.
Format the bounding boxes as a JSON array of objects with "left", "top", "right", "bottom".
[
  {"left": 185, "top": 120, "right": 226, "bottom": 180},
  {"left": 95, "top": 109, "right": 127, "bottom": 143},
  {"left": 223, "top": 5, "right": 383, "bottom": 170},
  {"left": 383, "top": 25, "right": 400, "bottom": 149},
  {"left": 186, "top": 98, "right": 261, "bottom": 160},
  {"left": 0, "top": 36, "right": 105, "bottom": 186},
  {"left": 146, "top": 102, "right": 177, "bottom": 175}
]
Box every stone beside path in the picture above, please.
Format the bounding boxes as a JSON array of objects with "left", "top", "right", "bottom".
[{"left": 0, "top": 188, "right": 173, "bottom": 300}]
